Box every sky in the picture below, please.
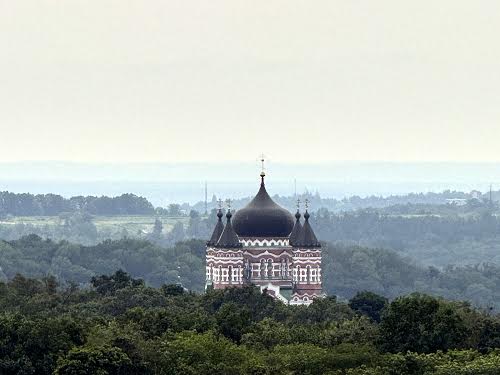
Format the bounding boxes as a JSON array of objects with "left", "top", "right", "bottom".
[{"left": 1, "top": 1, "right": 500, "bottom": 163}]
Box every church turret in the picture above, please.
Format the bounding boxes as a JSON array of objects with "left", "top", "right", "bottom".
[
  {"left": 216, "top": 210, "right": 242, "bottom": 248},
  {"left": 289, "top": 202, "right": 303, "bottom": 247},
  {"left": 296, "top": 209, "right": 321, "bottom": 248},
  {"left": 207, "top": 208, "right": 224, "bottom": 246}
]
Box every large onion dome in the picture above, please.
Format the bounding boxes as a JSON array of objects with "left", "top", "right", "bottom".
[{"left": 232, "top": 173, "right": 294, "bottom": 238}]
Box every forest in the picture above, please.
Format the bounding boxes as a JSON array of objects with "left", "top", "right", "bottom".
[
  {"left": 2, "top": 271, "right": 500, "bottom": 374},
  {"left": 2, "top": 190, "right": 500, "bottom": 373},
  {"left": 2, "top": 235, "right": 500, "bottom": 310}
]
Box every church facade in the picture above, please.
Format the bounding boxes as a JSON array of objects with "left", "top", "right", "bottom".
[{"left": 205, "top": 171, "right": 323, "bottom": 305}]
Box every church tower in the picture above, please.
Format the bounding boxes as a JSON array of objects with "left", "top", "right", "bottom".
[{"left": 205, "top": 169, "right": 323, "bottom": 305}]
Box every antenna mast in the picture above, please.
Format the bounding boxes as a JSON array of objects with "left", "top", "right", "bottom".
[{"left": 204, "top": 181, "right": 208, "bottom": 215}]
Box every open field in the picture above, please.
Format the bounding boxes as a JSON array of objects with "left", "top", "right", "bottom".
[{"left": 0, "top": 215, "right": 191, "bottom": 236}]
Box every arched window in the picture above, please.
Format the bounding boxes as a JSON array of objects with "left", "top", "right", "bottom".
[{"left": 228, "top": 265, "right": 233, "bottom": 284}]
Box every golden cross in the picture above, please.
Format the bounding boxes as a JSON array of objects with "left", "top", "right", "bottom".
[
  {"left": 296, "top": 198, "right": 301, "bottom": 210},
  {"left": 305, "top": 199, "right": 309, "bottom": 210},
  {"left": 226, "top": 198, "right": 232, "bottom": 210}
]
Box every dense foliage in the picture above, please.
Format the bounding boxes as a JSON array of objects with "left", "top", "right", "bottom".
[
  {"left": 0, "top": 236, "right": 205, "bottom": 291},
  {"left": 2, "top": 272, "right": 500, "bottom": 374}
]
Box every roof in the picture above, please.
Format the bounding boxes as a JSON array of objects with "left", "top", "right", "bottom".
[
  {"left": 216, "top": 211, "right": 242, "bottom": 248},
  {"left": 296, "top": 211, "right": 321, "bottom": 248},
  {"left": 207, "top": 209, "right": 224, "bottom": 246},
  {"left": 232, "top": 175, "right": 294, "bottom": 237},
  {"left": 289, "top": 210, "right": 303, "bottom": 246}
]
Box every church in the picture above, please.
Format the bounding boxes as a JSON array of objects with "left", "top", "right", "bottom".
[{"left": 205, "top": 170, "right": 323, "bottom": 305}]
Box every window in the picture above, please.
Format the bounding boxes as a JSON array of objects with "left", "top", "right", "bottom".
[
  {"left": 231, "top": 267, "right": 239, "bottom": 282},
  {"left": 310, "top": 269, "right": 317, "bottom": 283},
  {"left": 214, "top": 268, "right": 220, "bottom": 282},
  {"left": 299, "top": 268, "right": 307, "bottom": 282}
]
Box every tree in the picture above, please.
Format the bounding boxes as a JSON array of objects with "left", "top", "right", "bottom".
[
  {"left": 162, "top": 284, "right": 184, "bottom": 296},
  {"left": 215, "top": 302, "right": 251, "bottom": 343},
  {"left": 379, "top": 294, "right": 470, "bottom": 353},
  {"left": 349, "top": 291, "right": 388, "bottom": 323},
  {"left": 152, "top": 218, "right": 163, "bottom": 237},
  {"left": 144, "top": 331, "right": 263, "bottom": 375},
  {"left": 168, "top": 222, "right": 185, "bottom": 243},
  {"left": 242, "top": 318, "right": 293, "bottom": 349},
  {"left": 54, "top": 346, "right": 132, "bottom": 375},
  {"left": 168, "top": 204, "right": 182, "bottom": 217},
  {"left": 91, "top": 270, "right": 144, "bottom": 296}
]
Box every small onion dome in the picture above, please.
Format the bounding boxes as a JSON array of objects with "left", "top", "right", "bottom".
[
  {"left": 207, "top": 209, "right": 224, "bottom": 246},
  {"left": 289, "top": 210, "right": 303, "bottom": 247},
  {"left": 216, "top": 210, "right": 242, "bottom": 248},
  {"left": 296, "top": 210, "right": 321, "bottom": 248},
  {"left": 232, "top": 175, "right": 294, "bottom": 237}
]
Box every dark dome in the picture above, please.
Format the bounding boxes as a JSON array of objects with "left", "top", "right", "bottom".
[{"left": 233, "top": 175, "right": 294, "bottom": 237}]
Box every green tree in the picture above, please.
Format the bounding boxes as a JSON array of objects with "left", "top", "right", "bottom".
[
  {"left": 349, "top": 291, "right": 388, "bottom": 323},
  {"left": 379, "top": 294, "right": 470, "bottom": 353},
  {"left": 54, "top": 346, "right": 132, "bottom": 375}
]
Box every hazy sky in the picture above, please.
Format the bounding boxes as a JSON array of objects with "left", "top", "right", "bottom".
[{"left": 1, "top": 1, "right": 500, "bottom": 163}]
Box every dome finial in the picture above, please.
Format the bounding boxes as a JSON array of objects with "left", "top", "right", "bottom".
[
  {"left": 259, "top": 153, "right": 266, "bottom": 185},
  {"left": 225, "top": 198, "right": 232, "bottom": 218},
  {"left": 304, "top": 199, "right": 310, "bottom": 220},
  {"left": 217, "top": 198, "right": 223, "bottom": 219},
  {"left": 295, "top": 198, "right": 301, "bottom": 219}
]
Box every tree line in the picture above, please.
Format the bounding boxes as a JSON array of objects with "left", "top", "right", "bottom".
[
  {"left": 0, "top": 192, "right": 156, "bottom": 216},
  {"left": 192, "top": 189, "right": 499, "bottom": 213},
  {"left": 2, "top": 188, "right": 497, "bottom": 218},
  {"left": 2, "top": 271, "right": 500, "bottom": 374}
]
